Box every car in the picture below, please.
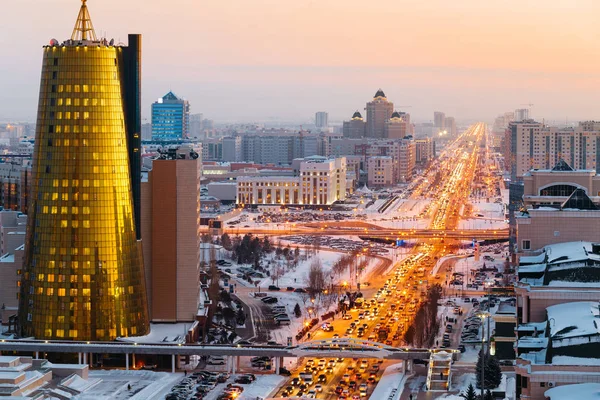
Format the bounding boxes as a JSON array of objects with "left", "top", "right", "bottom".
[
  {"left": 286, "top": 287, "right": 295, "bottom": 291},
  {"left": 315, "top": 383, "right": 324, "bottom": 392},
  {"left": 335, "top": 386, "right": 344, "bottom": 395},
  {"left": 207, "top": 356, "right": 226, "bottom": 365},
  {"left": 342, "top": 314, "right": 352, "bottom": 320},
  {"left": 268, "top": 285, "right": 281, "bottom": 291},
  {"left": 306, "top": 389, "right": 317, "bottom": 398},
  {"left": 291, "top": 377, "right": 301, "bottom": 386},
  {"left": 318, "top": 374, "right": 327, "bottom": 383},
  {"left": 457, "top": 344, "right": 466, "bottom": 353},
  {"left": 294, "top": 288, "right": 307, "bottom": 293}
]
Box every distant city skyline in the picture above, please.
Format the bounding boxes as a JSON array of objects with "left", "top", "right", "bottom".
[{"left": 1, "top": 0, "right": 599, "bottom": 123}]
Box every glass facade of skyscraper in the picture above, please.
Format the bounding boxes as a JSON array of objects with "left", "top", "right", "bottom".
[
  {"left": 151, "top": 92, "right": 190, "bottom": 140},
  {"left": 18, "top": 1, "right": 149, "bottom": 341}
]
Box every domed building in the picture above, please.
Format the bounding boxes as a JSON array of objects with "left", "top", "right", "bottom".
[
  {"left": 342, "top": 111, "right": 367, "bottom": 138},
  {"left": 366, "top": 89, "right": 394, "bottom": 138}
]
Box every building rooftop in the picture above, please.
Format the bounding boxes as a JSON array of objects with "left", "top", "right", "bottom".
[
  {"left": 545, "top": 383, "right": 600, "bottom": 400},
  {"left": 547, "top": 301, "right": 600, "bottom": 339},
  {"left": 117, "top": 323, "right": 190, "bottom": 345},
  {"left": 374, "top": 89, "right": 386, "bottom": 98},
  {"left": 520, "top": 241, "right": 600, "bottom": 265}
]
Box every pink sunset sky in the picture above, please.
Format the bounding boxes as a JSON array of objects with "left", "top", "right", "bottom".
[{"left": 1, "top": 0, "right": 599, "bottom": 123}]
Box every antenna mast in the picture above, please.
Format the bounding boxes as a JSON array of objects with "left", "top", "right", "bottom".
[{"left": 71, "top": 0, "right": 98, "bottom": 41}]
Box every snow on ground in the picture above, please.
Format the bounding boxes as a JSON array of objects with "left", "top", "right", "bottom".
[
  {"left": 458, "top": 199, "right": 508, "bottom": 230},
  {"left": 74, "top": 370, "right": 184, "bottom": 400},
  {"left": 458, "top": 218, "right": 508, "bottom": 230},
  {"left": 256, "top": 249, "right": 340, "bottom": 289},
  {"left": 237, "top": 374, "right": 285, "bottom": 400},
  {"left": 438, "top": 373, "right": 476, "bottom": 399},
  {"left": 369, "top": 362, "right": 407, "bottom": 400}
]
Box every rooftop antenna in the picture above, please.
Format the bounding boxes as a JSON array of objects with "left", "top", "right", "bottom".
[{"left": 71, "top": 0, "right": 97, "bottom": 41}]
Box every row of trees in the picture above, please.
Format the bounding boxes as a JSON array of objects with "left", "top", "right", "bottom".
[{"left": 403, "top": 284, "right": 443, "bottom": 347}]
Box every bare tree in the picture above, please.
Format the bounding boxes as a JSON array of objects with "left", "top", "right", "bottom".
[{"left": 306, "top": 258, "right": 327, "bottom": 297}]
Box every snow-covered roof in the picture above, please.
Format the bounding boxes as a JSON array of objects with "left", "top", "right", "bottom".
[
  {"left": 545, "top": 383, "right": 600, "bottom": 400},
  {"left": 544, "top": 241, "right": 599, "bottom": 264},
  {"left": 517, "top": 321, "right": 547, "bottom": 332},
  {"left": 552, "top": 356, "right": 600, "bottom": 366},
  {"left": 518, "top": 263, "right": 546, "bottom": 273},
  {"left": 547, "top": 302, "right": 600, "bottom": 339},
  {"left": 547, "top": 281, "right": 600, "bottom": 288},
  {"left": 517, "top": 337, "right": 549, "bottom": 348},
  {"left": 520, "top": 348, "right": 547, "bottom": 364},
  {"left": 519, "top": 253, "right": 546, "bottom": 265},
  {"left": 117, "top": 323, "right": 190, "bottom": 344}
]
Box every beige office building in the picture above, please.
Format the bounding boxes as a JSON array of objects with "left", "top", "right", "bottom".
[
  {"left": 385, "top": 112, "right": 409, "bottom": 139},
  {"left": 367, "top": 156, "right": 394, "bottom": 188},
  {"left": 342, "top": 111, "right": 367, "bottom": 138},
  {"left": 366, "top": 89, "right": 394, "bottom": 138}
]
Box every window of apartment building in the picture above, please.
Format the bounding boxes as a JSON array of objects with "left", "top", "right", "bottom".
[{"left": 522, "top": 240, "right": 531, "bottom": 250}]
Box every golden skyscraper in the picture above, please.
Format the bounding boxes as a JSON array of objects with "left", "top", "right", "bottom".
[{"left": 19, "top": 0, "right": 149, "bottom": 341}]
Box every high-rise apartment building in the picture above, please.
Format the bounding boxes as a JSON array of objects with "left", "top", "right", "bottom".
[
  {"left": 444, "top": 116, "right": 456, "bottom": 136},
  {"left": 190, "top": 113, "right": 204, "bottom": 137},
  {"left": 19, "top": 1, "right": 149, "bottom": 341},
  {"left": 506, "top": 120, "right": 600, "bottom": 180},
  {"left": 434, "top": 111, "right": 446, "bottom": 131},
  {"left": 366, "top": 90, "right": 394, "bottom": 138},
  {"left": 415, "top": 138, "right": 436, "bottom": 165},
  {"left": 343, "top": 111, "right": 367, "bottom": 138},
  {"left": 151, "top": 91, "right": 190, "bottom": 140},
  {"left": 222, "top": 136, "right": 242, "bottom": 162},
  {"left": 514, "top": 108, "right": 529, "bottom": 122},
  {"left": 330, "top": 137, "right": 416, "bottom": 184},
  {"left": 141, "top": 146, "right": 201, "bottom": 322},
  {"left": 315, "top": 112, "right": 329, "bottom": 128}
]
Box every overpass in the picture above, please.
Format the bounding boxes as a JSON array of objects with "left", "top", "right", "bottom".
[
  {"left": 0, "top": 338, "right": 457, "bottom": 373},
  {"left": 219, "top": 227, "right": 509, "bottom": 240}
]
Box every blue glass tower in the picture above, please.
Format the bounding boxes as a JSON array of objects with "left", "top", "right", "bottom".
[{"left": 151, "top": 91, "right": 190, "bottom": 140}]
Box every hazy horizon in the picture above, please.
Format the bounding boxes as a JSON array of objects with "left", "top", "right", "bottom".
[{"left": 1, "top": 0, "right": 599, "bottom": 124}]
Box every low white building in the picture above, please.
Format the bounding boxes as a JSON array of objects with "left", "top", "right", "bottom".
[{"left": 236, "top": 157, "right": 347, "bottom": 206}]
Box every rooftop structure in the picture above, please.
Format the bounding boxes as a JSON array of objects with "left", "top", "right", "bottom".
[{"left": 517, "top": 160, "right": 600, "bottom": 251}]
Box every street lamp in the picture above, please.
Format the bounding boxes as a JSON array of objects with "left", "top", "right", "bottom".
[{"left": 477, "top": 311, "right": 491, "bottom": 399}]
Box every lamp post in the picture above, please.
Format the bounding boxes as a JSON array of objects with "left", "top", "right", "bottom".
[{"left": 477, "top": 311, "right": 490, "bottom": 399}]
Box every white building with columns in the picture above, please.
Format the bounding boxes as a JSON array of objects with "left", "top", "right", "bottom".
[{"left": 236, "top": 156, "right": 347, "bottom": 206}]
